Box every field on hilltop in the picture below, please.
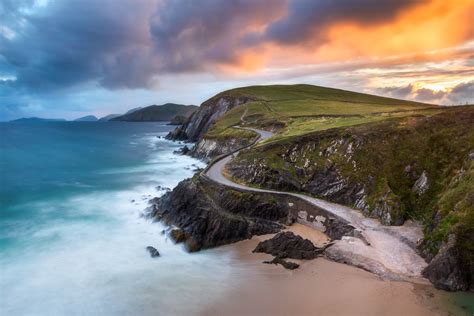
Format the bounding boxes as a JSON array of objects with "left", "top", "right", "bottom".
[{"left": 204, "top": 84, "right": 439, "bottom": 141}]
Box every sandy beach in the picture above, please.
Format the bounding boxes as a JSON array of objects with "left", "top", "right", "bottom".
[{"left": 200, "top": 224, "right": 465, "bottom": 316}]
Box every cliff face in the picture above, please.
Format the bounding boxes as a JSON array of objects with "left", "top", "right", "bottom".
[
  {"left": 149, "top": 175, "right": 286, "bottom": 251},
  {"left": 228, "top": 108, "right": 474, "bottom": 291},
  {"left": 189, "top": 137, "right": 254, "bottom": 161},
  {"left": 167, "top": 95, "right": 253, "bottom": 141},
  {"left": 150, "top": 175, "right": 357, "bottom": 252}
]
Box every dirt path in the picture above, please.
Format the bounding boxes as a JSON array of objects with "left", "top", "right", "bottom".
[{"left": 204, "top": 127, "right": 428, "bottom": 281}]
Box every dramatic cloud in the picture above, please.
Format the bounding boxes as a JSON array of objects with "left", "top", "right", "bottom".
[
  {"left": 1, "top": 0, "right": 160, "bottom": 90},
  {"left": 265, "top": 0, "right": 417, "bottom": 44},
  {"left": 0, "top": 0, "right": 473, "bottom": 120},
  {"left": 149, "top": 0, "right": 286, "bottom": 72},
  {"left": 375, "top": 81, "right": 474, "bottom": 105}
]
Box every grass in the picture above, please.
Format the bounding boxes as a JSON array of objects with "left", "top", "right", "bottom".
[
  {"left": 229, "top": 106, "right": 474, "bottom": 255},
  {"left": 203, "top": 84, "right": 438, "bottom": 141},
  {"left": 264, "top": 108, "right": 443, "bottom": 143}
]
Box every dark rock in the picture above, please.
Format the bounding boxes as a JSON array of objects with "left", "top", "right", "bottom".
[
  {"left": 169, "top": 228, "right": 187, "bottom": 243},
  {"left": 146, "top": 246, "right": 160, "bottom": 258},
  {"left": 174, "top": 145, "right": 190, "bottom": 155},
  {"left": 150, "top": 175, "right": 286, "bottom": 252},
  {"left": 422, "top": 234, "right": 470, "bottom": 291},
  {"left": 181, "top": 145, "right": 190, "bottom": 155},
  {"left": 253, "top": 232, "right": 323, "bottom": 260},
  {"left": 263, "top": 257, "right": 300, "bottom": 270}
]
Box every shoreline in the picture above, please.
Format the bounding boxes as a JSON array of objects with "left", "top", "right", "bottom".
[{"left": 198, "top": 224, "right": 466, "bottom": 316}]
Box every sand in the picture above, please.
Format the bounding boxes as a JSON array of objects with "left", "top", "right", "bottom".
[{"left": 199, "top": 224, "right": 464, "bottom": 316}]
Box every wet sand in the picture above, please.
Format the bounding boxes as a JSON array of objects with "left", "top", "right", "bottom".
[{"left": 200, "top": 224, "right": 465, "bottom": 316}]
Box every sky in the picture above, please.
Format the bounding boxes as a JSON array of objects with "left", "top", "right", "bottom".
[{"left": 0, "top": 0, "right": 473, "bottom": 121}]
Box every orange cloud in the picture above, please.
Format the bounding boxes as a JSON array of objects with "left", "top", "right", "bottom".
[{"left": 318, "top": 0, "right": 473, "bottom": 60}]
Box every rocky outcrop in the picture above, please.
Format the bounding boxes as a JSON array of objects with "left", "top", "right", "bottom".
[
  {"left": 149, "top": 173, "right": 359, "bottom": 252},
  {"left": 422, "top": 234, "right": 471, "bottom": 291},
  {"left": 149, "top": 175, "right": 287, "bottom": 251},
  {"left": 190, "top": 137, "right": 255, "bottom": 161},
  {"left": 167, "top": 95, "right": 254, "bottom": 141},
  {"left": 413, "top": 170, "right": 429, "bottom": 195},
  {"left": 253, "top": 232, "right": 326, "bottom": 260},
  {"left": 263, "top": 257, "right": 300, "bottom": 270},
  {"left": 146, "top": 246, "right": 160, "bottom": 258}
]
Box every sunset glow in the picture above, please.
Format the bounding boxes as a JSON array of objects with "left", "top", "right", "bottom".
[{"left": 0, "top": 0, "right": 473, "bottom": 119}]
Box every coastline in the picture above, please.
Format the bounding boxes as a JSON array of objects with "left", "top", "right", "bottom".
[{"left": 160, "top": 126, "right": 473, "bottom": 315}]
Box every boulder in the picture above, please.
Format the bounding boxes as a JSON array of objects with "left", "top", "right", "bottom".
[
  {"left": 169, "top": 228, "right": 187, "bottom": 243},
  {"left": 253, "top": 232, "right": 324, "bottom": 260},
  {"left": 146, "top": 246, "right": 160, "bottom": 258},
  {"left": 263, "top": 257, "right": 300, "bottom": 270}
]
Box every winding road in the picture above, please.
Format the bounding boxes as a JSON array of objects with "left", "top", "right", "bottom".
[{"left": 204, "top": 127, "right": 428, "bottom": 281}]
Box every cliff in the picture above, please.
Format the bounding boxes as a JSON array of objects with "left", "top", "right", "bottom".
[
  {"left": 167, "top": 95, "right": 254, "bottom": 142},
  {"left": 160, "top": 84, "right": 472, "bottom": 290},
  {"left": 150, "top": 175, "right": 357, "bottom": 252},
  {"left": 227, "top": 107, "right": 474, "bottom": 290}
]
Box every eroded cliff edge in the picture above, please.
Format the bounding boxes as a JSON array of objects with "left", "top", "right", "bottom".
[
  {"left": 167, "top": 94, "right": 257, "bottom": 160},
  {"left": 150, "top": 175, "right": 357, "bottom": 252},
  {"left": 227, "top": 108, "right": 474, "bottom": 291}
]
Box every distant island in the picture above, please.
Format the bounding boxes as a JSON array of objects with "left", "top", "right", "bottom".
[
  {"left": 111, "top": 103, "right": 198, "bottom": 123},
  {"left": 9, "top": 117, "right": 67, "bottom": 123},
  {"left": 74, "top": 115, "right": 98, "bottom": 122},
  {"left": 10, "top": 103, "right": 198, "bottom": 123},
  {"left": 98, "top": 114, "right": 121, "bottom": 121}
]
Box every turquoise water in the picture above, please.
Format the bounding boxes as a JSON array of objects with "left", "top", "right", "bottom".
[
  {"left": 1, "top": 122, "right": 472, "bottom": 315},
  {"left": 0, "top": 122, "right": 235, "bottom": 315}
]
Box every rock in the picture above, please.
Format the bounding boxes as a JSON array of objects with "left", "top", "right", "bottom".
[
  {"left": 422, "top": 234, "right": 470, "bottom": 291},
  {"left": 150, "top": 175, "right": 286, "bottom": 252},
  {"left": 413, "top": 171, "right": 429, "bottom": 195},
  {"left": 169, "top": 228, "right": 187, "bottom": 243},
  {"left": 146, "top": 246, "right": 160, "bottom": 258},
  {"left": 174, "top": 145, "right": 190, "bottom": 155},
  {"left": 263, "top": 257, "right": 300, "bottom": 270},
  {"left": 167, "top": 95, "right": 254, "bottom": 142},
  {"left": 253, "top": 232, "right": 323, "bottom": 260}
]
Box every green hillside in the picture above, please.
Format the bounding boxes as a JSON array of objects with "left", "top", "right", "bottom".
[
  {"left": 112, "top": 103, "right": 198, "bottom": 122},
  {"left": 204, "top": 84, "right": 437, "bottom": 140}
]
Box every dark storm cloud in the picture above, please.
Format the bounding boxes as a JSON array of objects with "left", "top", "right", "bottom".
[
  {"left": 0, "top": 0, "right": 286, "bottom": 92},
  {"left": 1, "top": 0, "right": 419, "bottom": 93},
  {"left": 149, "top": 0, "right": 286, "bottom": 72},
  {"left": 265, "top": 0, "right": 417, "bottom": 44},
  {"left": 1, "top": 0, "right": 160, "bottom": 91}
]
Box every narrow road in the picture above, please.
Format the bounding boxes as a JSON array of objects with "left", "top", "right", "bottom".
[{"left": 204, "top": 127, "right": 428, "bottom": 280}]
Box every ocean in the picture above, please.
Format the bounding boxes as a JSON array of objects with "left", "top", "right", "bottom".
[
  {"left": 0, "top": 121, "right": 235, "bottom": 315},
  {"left": 1, "top": 121, "right": 472, "bottom": 316}
]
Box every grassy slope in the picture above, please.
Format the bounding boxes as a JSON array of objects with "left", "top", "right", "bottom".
[
  {"left": 229, "top": 106, "right": 473, "bottom": 262},
  {"left": 199, "top": 84, "right": 473, "bottom": 266},
  {"left": 203, "top": 84, "right": 437, "bottom": 141}
]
